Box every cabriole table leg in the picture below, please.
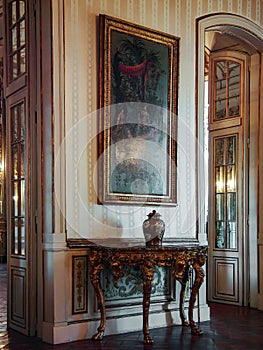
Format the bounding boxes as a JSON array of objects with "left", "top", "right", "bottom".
[
  {"left": 89, "top": 263, "right": 106, "bottom": 340},
  {"left": 189, "top": 256, "right": 205, "bottom": 335},
  {"left": 141, "top": 262, "right": 155, "bottom": 344}
]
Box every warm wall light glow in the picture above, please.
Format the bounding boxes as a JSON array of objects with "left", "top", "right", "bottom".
[
  {"left": 216, "top": 180, "right": 224, "bottom": 192},
  {"left": 216, "top": 176, "right": 236, "bottom": 192},
  {"left": 227, "top": 166, "right": 236, "bottom": 192},
  {"left": 0, "top": 161, "right": 4, "bottom": 173},
  {"left": 227, "top": 179, "right": 236, "bottom": 192}
]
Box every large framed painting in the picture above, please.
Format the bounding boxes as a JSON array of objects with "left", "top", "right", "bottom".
[{"left": 98, "top": 14, "right": 179, "bottom": 205}]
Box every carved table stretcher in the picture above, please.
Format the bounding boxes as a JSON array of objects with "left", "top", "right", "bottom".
[{"left": 87, "top": 241, "right": 208, "bottom": 344}]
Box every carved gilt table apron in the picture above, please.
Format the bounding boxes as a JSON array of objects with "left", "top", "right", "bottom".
[{"left": 88, "top": 244, "right": 207, "bottom": 344}]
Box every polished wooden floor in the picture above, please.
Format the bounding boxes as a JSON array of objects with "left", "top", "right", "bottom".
[{"left": 1, "top": 262, "right": 263, "bottom": 349}]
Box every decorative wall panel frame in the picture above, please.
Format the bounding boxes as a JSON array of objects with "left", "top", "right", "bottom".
[
  {"left": 213, "top": 256, "right": 239, "bottom": 302},
  {"left": 72, "top": 256, "right": 88, "bottom": 314},
  {"left": 10, "top": 267, "right": 26, "bottom": 328}
]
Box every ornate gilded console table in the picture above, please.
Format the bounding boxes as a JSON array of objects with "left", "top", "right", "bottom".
[{"left": 80, "top": 239, "right": 208, "bottom": 344}]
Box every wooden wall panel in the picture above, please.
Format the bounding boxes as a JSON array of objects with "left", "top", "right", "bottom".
[{"left": 10, "top": 267, "right": 26, "bottom": 328}]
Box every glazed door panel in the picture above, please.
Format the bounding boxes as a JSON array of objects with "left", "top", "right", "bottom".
[
  {"left": 5, "top": 89, "right": 34, "bottom": 334},
  {"left": 4, "top": 0, "right": 36, "bottom": 335},
  {"left": 208, "top": 126, "right": 244, "bottom": 305},
  {"left": 207, "top": 51, "right": 248, "bottom": 306}
]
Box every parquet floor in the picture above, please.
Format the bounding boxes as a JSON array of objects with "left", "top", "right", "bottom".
[{"left": 1, "top": 262, "right": 263, "bottom": 349}]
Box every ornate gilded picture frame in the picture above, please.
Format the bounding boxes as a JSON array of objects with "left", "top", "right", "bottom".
[{"left": 98, "top": 14, "right": 179, "bottom": 205}]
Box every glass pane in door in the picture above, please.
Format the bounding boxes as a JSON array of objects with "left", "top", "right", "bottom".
[
  {"left": 10, "top": 101, "right": 25, "bottom": 257},
  {"left": 215, "top": 138, "right": 224, "bottom": 164},
  {"left": 216, "top": 194, "right": 225, "bottom": 220},
  {"left": 216, "top": 221, "right": 225, "bottom": 249},
  {"left": 214, "top": 60, "right": 241, "bottom": 121},
  {"left": 8, "top": 0, "right": 27, "bottom": 82},
  {"left": 214, "top": 135, "right": 237, "bottom": 250}
]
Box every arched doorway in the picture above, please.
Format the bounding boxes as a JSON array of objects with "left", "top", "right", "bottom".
[{"left": 196, "top": 14, "right": 263, "bottom": 308}]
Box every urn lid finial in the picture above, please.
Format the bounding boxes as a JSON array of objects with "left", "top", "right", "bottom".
[{"left": 147, "top": 210, "right": 161, "bottom": 219}]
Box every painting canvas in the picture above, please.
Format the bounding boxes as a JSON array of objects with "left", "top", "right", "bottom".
[{"left": 98, "top": 14, "right": 179, "bottom": 205}]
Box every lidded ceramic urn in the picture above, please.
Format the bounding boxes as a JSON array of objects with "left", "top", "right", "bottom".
[{"left": 143, "top": 210, "right": 165, "bottom": 246}]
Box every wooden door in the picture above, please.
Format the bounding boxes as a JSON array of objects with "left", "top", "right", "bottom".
[
  {"left": 207, "top": 52, "right": 249, "bottom": 305},
  {"left": 4, "top": 0, "right": 37, "bottom": 335}
]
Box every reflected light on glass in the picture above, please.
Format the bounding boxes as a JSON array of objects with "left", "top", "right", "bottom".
[
  {"left": 216, "top": 180, "right": 224, "bottom": 192},
  {"left": 0, "top": 161, "right": 4, "bottom": 173},
  {"left": 227, "top": 178, "right": 236, "bottom": 192}
]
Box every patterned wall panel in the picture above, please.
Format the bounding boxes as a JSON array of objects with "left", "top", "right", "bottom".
[
  {"left": 72, "top": 256, "right": 87, "bottom": 314},
  {"left": 102, "top": 265, "right": 171, "bottom": 304},
  {"left": 100, "top": 263, "right": 193, "bottom": 308}
]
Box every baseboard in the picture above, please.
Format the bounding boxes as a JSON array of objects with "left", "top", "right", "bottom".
[{"left": 42, "top": 304, "right": 210, "bottom": 344}]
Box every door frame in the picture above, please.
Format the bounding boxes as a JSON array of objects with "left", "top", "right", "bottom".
[{"left": 196, "top": 13, "right": 262, "bottom": 308}]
